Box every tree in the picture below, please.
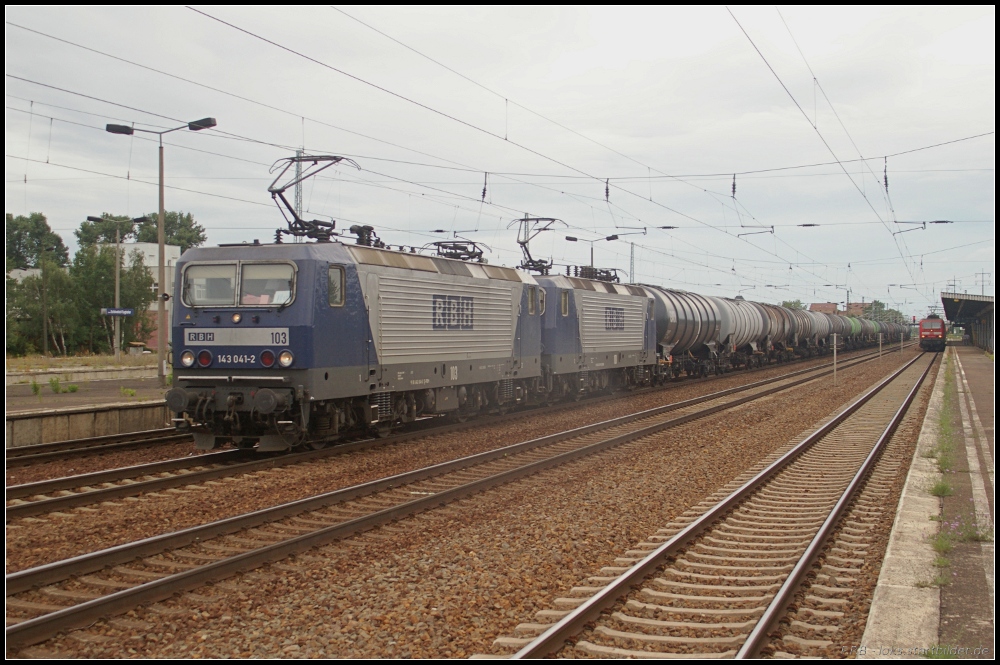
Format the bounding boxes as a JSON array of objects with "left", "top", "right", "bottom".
[
  {"left": 781, "top": 299, "right": 805, "bottom": 310},
  {"left": 864, "top": 300, "right": 905, "bottom": 324},
  {"left": 119, "top": 248, "right": 157, "bottom": 348},
  {"left": 5, "top": 212, "right": 69, "bottom": 269},
  {"left": 70, "top": 245, "right": 116, "bottom": 354},
  {"left": 74, "top": 214, "right": 139, "bottom": 247},
  {"left": 5, "top": 259, "right": 77, "bottom": 355},
  {"left": 136, "top": 211, "right": 206, "bottom": 253}
]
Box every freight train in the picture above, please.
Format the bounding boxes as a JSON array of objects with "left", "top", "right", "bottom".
[{"left": 165, "top": 227, "right": 907, "bottom": 451}]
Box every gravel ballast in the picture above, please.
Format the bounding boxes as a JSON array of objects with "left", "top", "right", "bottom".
[
  {"left": 12, "top": 351, "right": 922, "bottom": 658},
  {"left": 6, "top": 351, "right": 881, "bottom": 573}
]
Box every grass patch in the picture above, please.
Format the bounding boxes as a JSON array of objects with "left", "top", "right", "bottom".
[
  {"left": 934, "top": 355, "right": 959, "bottom": 472},
  {"left": 30, "top": 379, "right": 41, "bottom": 396},
  {"left": 66, "top": 384, "right": 79, "bottom": 393},
  {"left": 915, "top": 574, "right": 952, "bottom": 588},
  {"left": 932, "top": 572, "right": 952, "bottom": 586},
  {"left": 48, "top": 377, "right": 62, "bottom": 394},
  {"left": 933, "top": 555, "right": 950, "bottom": 568},
  {"left": 929, "top": 530, "right": 954, "bottom": 555},
  {"left": 119, "top": 386, "right": 137, "bottom": 398},
  {"left": 929, "top": 480, "right": 954, "bottom": 497}
]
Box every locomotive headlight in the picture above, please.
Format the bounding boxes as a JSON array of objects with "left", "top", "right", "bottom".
[
  {"left": 231, "top": 312, "right": 242, "bottom": 324},
  {"left": 197, "top": 350, "right": 213, "bottom": 367},
  {"left": 181, "top": 350, "right": 195, "bottom": 367},
  {"left": 278, "top": 350, "right": 294, "bottom": 367}
]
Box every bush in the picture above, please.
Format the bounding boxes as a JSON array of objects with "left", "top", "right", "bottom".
[
  {"left": 67, "top": 384, "right": 79, "bottom": 393},
  {"left": 49, "top": 377, "right": 61, "bottom": 394},
  {"left": 31, "top": 379, "right": 41, "bottom": 396}
]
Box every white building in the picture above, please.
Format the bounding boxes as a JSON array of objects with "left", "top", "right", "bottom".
[{"left": 103, "top": 242, "right": 182, "bottom": 348}]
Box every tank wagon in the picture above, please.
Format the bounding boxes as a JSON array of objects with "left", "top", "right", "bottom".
[{"left": 164, "top": 230, "right": 905, "bottom": 451}]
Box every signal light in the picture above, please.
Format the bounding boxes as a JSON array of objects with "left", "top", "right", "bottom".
[
  {"left": 261, "top": 350, "right": 275, "bottom": 368},
  {"left": 197, "top": 350, "right": 213, "bottom": 367},
  {"left": 181, "top": 350, "right": 195, "bottom": 367}
]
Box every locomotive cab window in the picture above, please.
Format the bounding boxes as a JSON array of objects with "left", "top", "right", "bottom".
[
  {"left": 560, "top": 290, "right": 569, "bottom": 317},
  {"left": 539, "top": 288, "right": 546, "bottom": 315},
  {"left": 527, "top": 286, "right": 536, "bottom": 315},
  {"left": 328, "top": 265, "right": 345, "bottom": 307},
  {"left": 182, "top": 264, "right": 237, "bottom": 306},
  {"left": 240, "top": 263, "right": 295, "bottom": 306}
]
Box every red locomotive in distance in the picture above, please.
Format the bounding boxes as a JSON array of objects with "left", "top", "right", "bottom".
[{"left": 918, "top": 314, "right": 946, "bottom": 352}]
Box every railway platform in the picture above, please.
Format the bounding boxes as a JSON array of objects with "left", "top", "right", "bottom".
[
  {"left": 5, "top": 376, "right": 164, "bottom": 415},
  {"left": 5, "top": 378, "right": 168, "bottom": 448},
  {"left": 861, "top": 345, "right": 994, "bottom": 659}
]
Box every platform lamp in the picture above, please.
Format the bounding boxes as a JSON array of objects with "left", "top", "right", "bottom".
[
  {"left": 39, "top": 244, "right": 60, "bottom": 357},
  {"left": 105, "top": 117, "right": 217, "bottom": 386}
]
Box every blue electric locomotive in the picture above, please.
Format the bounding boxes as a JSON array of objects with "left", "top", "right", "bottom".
[{"left": 166, "top": 239, "right": 556, "bottom": 450}]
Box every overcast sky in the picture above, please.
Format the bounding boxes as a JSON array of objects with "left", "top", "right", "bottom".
[{"left": 5, "top": 6, "right": 995, "bottom": 317}]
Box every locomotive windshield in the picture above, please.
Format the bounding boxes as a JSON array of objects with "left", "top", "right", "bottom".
[
  {"left": 181, "top": 262, "right": 295, "bottom": 307},
  {"left": 922, "top": 320, "right": 943, "bottom": 329},
  {"left": 183, "top": 264, "right": 236, "bottom": 306},
  {"left": 240, "top": 263, "right": 294, "bottom": 306}
]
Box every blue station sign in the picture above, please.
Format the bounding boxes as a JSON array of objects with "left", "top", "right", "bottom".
[{"left": 101, "top": 308, "right": 135, "bottom": 316}]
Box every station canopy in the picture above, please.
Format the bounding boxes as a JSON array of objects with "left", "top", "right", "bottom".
[{"left": 940, "top": 292, "right": 994, "bottom": 325}]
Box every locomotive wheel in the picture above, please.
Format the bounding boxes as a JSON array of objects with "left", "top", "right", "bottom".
[{"left": 374, "top": 421, "right": 395, "bottom": 438}]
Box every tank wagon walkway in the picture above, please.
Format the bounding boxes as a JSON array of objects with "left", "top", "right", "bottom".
[{"left": 862, "top": 344, "right": 994, "bottom": 659}]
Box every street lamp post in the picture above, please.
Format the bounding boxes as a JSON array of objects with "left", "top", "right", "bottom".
[
  {"left": 39, "top": 244, "right": 60, "bottom": 356},
  {"left": 87, "top": 215, "right": 147, "bottom": 361},
  {"left": 106, "top": 118, "right": 216, "bottom": 386}
]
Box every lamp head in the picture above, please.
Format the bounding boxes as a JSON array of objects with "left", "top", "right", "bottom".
[
  {"left": 188, "top": 117, "right": 217, "bottom": 131},
  {"left": 105, "top": 124, "right": 134, "bottom": 135}
]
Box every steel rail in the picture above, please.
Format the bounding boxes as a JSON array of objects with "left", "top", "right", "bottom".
[
  {"left": 5, "top": 431, "right": 192, "bottom": 467},
  {"left": 4, "top": 342, "right": 904, "bottom": 469},
  {"left": 4, "top": 347, "right": 903, "bottom": 648},
  {"left": 6, "top": 449, "right": 242, "bottom": 501},
  {"left": 735, "top": 353, "right": 934, "bottom": 658},
  {"left": 511, "top": 352, "right": 926, "bottom": 658},
  {"left": 5, "top": 349, "right": 889, "bottom": 519},
  {"left": 7, "top": 350, "right": 872, "bottom": 591},
  {"left": 5, "top": 427, "right": 179, "bottom": 458}
]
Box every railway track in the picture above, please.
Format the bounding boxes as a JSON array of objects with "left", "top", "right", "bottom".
[
  {"left": 495, "top": 352, "right": 934, "bottom": 659},
  {"left": 5, "top": 429, "right": 192, "bottom": 468},
  {"left": 4, "top": 346, "right": 913, "bottom": 650},
  {"left": 5, "top": 345, "right": 909, "bottom": 520}
]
